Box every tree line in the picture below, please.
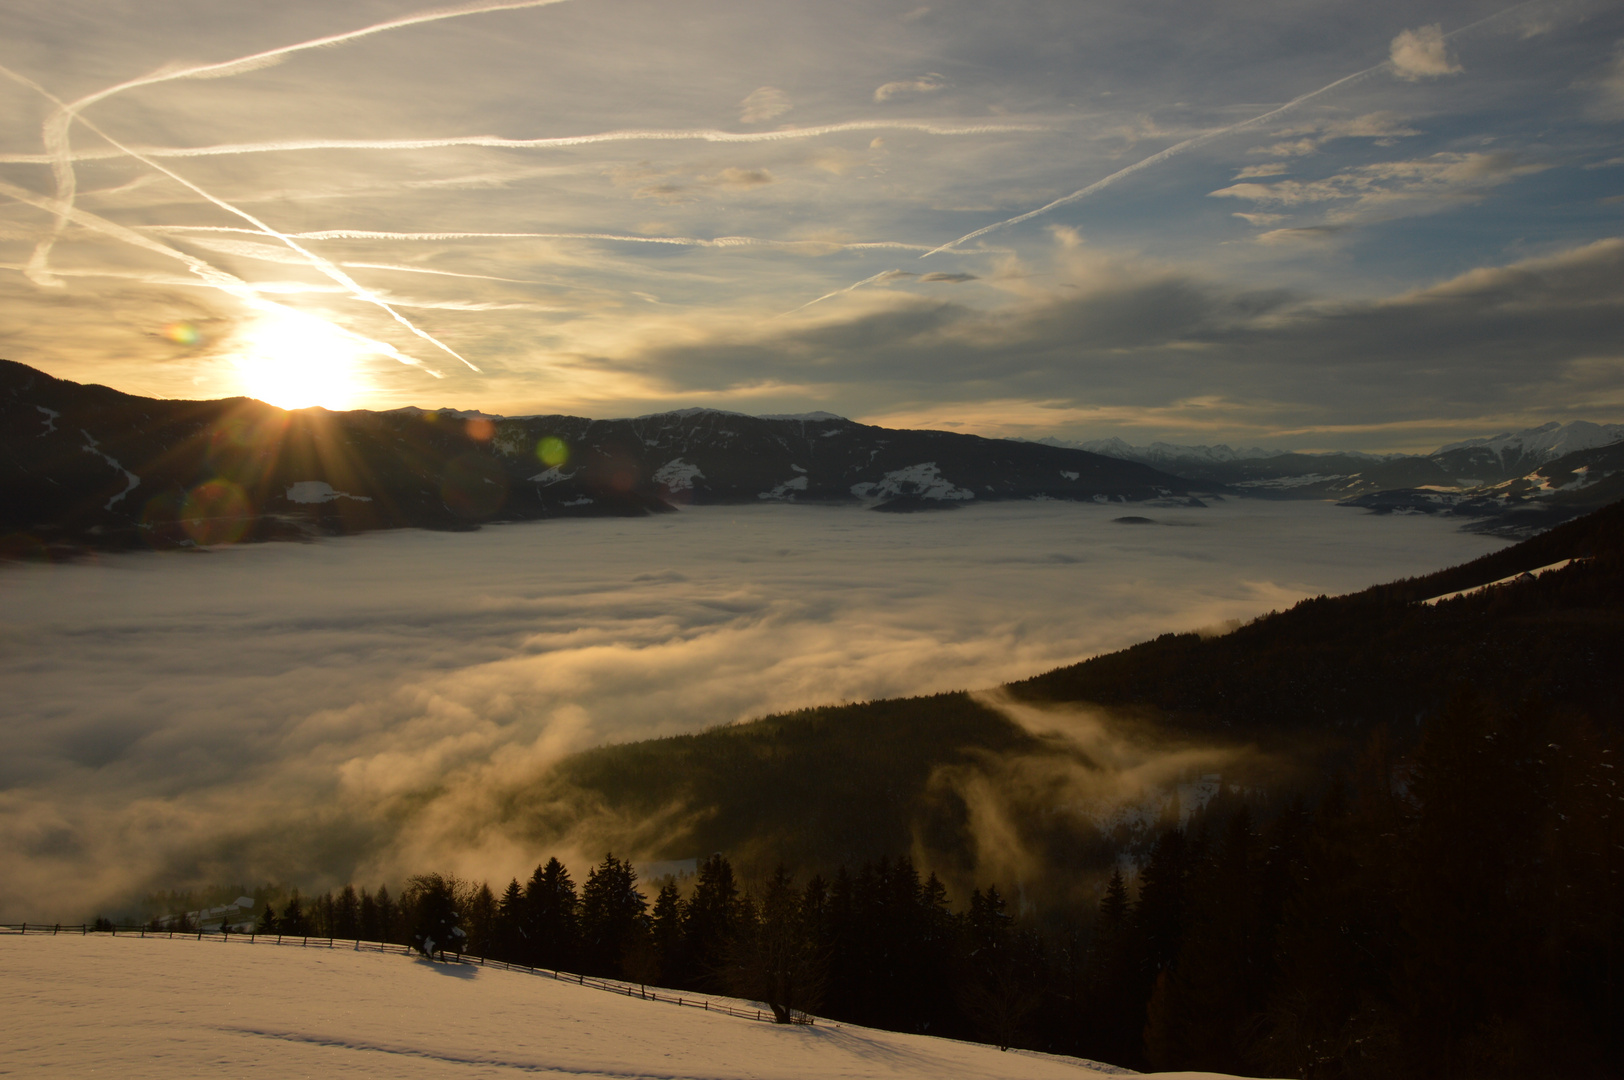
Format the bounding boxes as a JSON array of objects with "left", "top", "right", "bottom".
[{"left": 197, "top": 691, "right": 1624, "bottom": 1077}]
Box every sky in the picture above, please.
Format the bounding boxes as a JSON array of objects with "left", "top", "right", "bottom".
[
  {"left": 0, "top": 0, "right": 1621, "bottom": 451},
  {"left": 0, "top": 501, "right": 1502, "bottom": 919}
]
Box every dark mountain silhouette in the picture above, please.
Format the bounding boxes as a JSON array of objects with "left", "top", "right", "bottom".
[{"left": 1, "top": 358, "right": 1199, "bottom": 556}]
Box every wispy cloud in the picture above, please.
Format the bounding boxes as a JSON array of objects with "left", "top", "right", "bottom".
[
  {"left": 1209, "top": 151, "right": 1550, "bottom": 223},
  {"left": 739, "top": 86, "right": 792, "bottom": 124},
  {"left": 874, "top": 73, "right": 945, "bottom": 103}
]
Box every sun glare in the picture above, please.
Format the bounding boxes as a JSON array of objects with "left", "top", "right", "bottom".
[{"left": 233, "top": 308, "right": 374, "bottom": 411}]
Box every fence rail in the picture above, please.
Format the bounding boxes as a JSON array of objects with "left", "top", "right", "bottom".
[{"left": 0, "top": 922, "right": 812, "bottom": 1025}]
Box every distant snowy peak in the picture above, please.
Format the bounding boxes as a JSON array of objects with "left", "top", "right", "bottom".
[{"left": 1433, "top": 420, "right": 1624, "bottom": 461}]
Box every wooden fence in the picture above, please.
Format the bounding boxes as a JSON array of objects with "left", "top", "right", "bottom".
[{"left": 0, "top": 922, "right": 813, "bottom": 1025}]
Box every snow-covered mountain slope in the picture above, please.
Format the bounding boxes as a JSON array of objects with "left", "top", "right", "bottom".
[
  {"left": 1, "top": 934, "right": 1251, "bottom": 1079},
  {"left": 1433, "top": 420, "right": 1624, "bottom": 461},
  {"left": 1055, "top": 421, "right": 1624, "bottom": 530},
  {"left": 1339, "top": 439, "right": 1624, "bottom": 536}
]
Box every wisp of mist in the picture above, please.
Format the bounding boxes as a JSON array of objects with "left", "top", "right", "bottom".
[{"left": 0, "top": 500, "right": 1502, "bottom": 918}]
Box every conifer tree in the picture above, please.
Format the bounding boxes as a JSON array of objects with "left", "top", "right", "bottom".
[
  {"left": 280, "top": 891, "right": 308, "bottom": 937},
  {"left": 334, "top": 884, "right": 360, "bottom": 941},
  {"left": 524, "top": 858, "right": 580, "bottom": 971},
  {"left": 650, "top": 880, "right": 685, "bottom": 984},
  {"left": 578, "top": 853, "right": 646, "bottom": 978},
  {"left": 358, "top": 888, "right": 379, "bottom": 943},
  {"left": 374, "top": 885, "right": 397, "bottom": 945},
  {"left": 464, "top": 881, "right": 498, "bottom": 958},
  {"left": 495, "top": 878, "right": 525, "bottom": 962},
  {"left": 726, "top": 867, "right": 827, "bottom": 1022},
  {"left": 680, "top": 854, "right": 744, "bottom": 988}
]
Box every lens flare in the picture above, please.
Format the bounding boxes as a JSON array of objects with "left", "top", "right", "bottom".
[
  {"left": 180, "top": 479, "right": 252, "bottom": 546},
  {"left": 163, "top": 321, "right": 200, "bottom": 346},
  {"left": 465, "top": 417, "right": 495, "bottom": 441},
  {"left": 232, "top": 307, "right": 374, "bottom": 410},
  {"left": 536, "top": 436, "right": 569, "bottom": 467}
]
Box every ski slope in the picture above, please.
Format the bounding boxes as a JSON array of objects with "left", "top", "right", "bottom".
[{"left": 0, "top": 934, "right": 1254, "bottom": 1079}]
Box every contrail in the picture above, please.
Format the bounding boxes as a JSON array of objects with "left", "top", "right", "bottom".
[
  {"left": 2, "top": 63, "right": 481, "bottom": 372},
  {"left": 777, "top": 269, "right": 914, "bottom": 317},
  {"left": 143, "top": 224, "right": 985, "bottom": 255},
  {"left": 340, "top": 263, "right": 551, "bottom": 285},
  {"left": 0, "top": 120, "right": 1046, "bottom": 165},
  {"left": 24, "top": 0, "right": 575, "bottom": 290},
  {"left": 920, "top": 0, "right": 1544, "bottom": 257}
]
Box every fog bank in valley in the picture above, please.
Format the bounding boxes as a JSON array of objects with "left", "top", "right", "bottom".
[{"left": 0, "top": 501, "right": 1503, "bottom": 919}]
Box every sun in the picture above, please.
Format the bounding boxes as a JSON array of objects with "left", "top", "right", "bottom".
[{"left": 232, "top": 307, "right": 375, "bottom": 411}]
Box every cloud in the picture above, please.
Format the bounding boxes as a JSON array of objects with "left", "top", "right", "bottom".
[
  {"left": 739, "top": 86, "right": 792, "bottom": 124},
  {"left": 1580, "top": 43, "right": 1624, "bottom": 121},
  {"left": 0, "top": 501, "right": 1503, "bottom": 920},
  {"left": 1254, "top": 225, "right": 1347, "bottom": 245},
  {"left": 708, "top": 167, "right": 775, "bottom": 188},
  {"left": 920, "top": 272, "right": 978, "bottom": 283},
  {"left": 1390, "top": 24, "right": 1463, "bottom": 80},
  {"left": 1208, "top": 151, "right": 1550, "bottom": 222},
  {"left": 614, "top": 238, "right": 1624, "bottom": 442},
  {"left": 874, "top": 73, "right": 946, "bottom": 102},
  {"left": 1234, "top": 163, "right": 1289, "bottom": 179}
]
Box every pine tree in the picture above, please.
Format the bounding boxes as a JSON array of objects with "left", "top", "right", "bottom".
[
  {"left": 334, "top": 884, "right": 360, "bottom": 941},
  {"left": 680, "top": 854, "right": 744, "bottom": 988},
  {"left": 524, "top": 858, "right": 580, "bottom": 971},
  {"left": 578, "top": 853, "right": 646, "bottom": 978},
  {"left": 495, "top": 878, "right": 525, "bottom": 963},
  {"left": 650, "top": 880, "right": 685, "bottom": 984},
  {"left": 374, "top": 885, "right": 397, "bottom": 945},
  {"left": 358, "top": 888, "right": 380, "bottom": 943},
  {"left": 464, "top": 882, "right": 498, "bottom": 958},
  {"left": 726, "top": 867, "right": 827, "bottom": 1022},
  {"left": 280, "top": 891, "right": 308, "bottom": 937}
]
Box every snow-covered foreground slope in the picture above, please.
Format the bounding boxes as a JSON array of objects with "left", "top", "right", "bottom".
[{"left": 1, "top": 935, "right": 1254, "bottom": 1080}]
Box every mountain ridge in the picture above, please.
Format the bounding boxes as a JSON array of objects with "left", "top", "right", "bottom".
[{"left": 0, "top": 359, "right": 1201, "bottom": 557}]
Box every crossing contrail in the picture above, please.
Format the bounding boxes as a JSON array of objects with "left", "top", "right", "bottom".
[
  {"left": 24, "top": 0, "right": 575, "bottom": 290},
  {"left": 0, "top": 120, "right": 1044, "bottom": 165}
]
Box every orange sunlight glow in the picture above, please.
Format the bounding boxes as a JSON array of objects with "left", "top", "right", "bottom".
[{"left": 232, "top": 307, "right": 376, "bottom": 411}]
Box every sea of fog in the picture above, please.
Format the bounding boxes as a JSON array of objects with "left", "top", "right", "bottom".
[{"left": 0, "top": 500, "right": 1504, "bottom": 919}]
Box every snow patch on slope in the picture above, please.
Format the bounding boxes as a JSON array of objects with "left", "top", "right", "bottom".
[
  {"left": 285, "top": 481, "right": 372, "bottom": 504},
  {"left": 79, "top": 429, "right": 139, "bottom": 510},
  {"left": 850, "top": 463, "right": 975, "bottom": 501},
  {"left": 759, "top": 475, "right": 809, "bottom": 501},
  {"left": 653, "top": 458, "right": 705, "bottom": 492}
]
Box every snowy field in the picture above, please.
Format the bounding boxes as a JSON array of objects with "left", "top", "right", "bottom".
[
  {"left": 0, "top": 500, "right": 1503, "bottom": 919},
  {"left": 0, "top": 933, "right": 1253, "bottom": 1079}
]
